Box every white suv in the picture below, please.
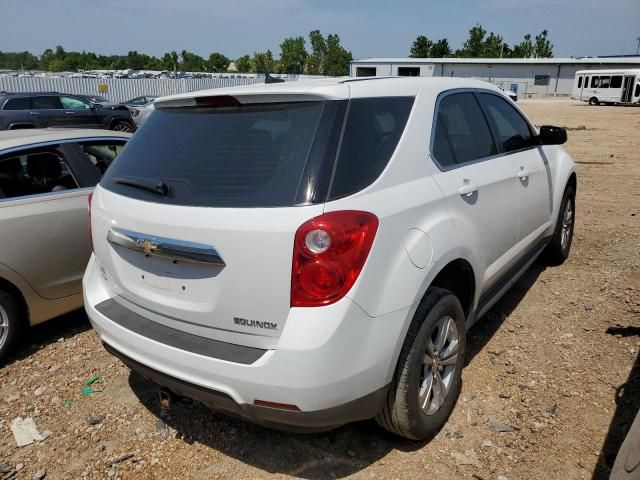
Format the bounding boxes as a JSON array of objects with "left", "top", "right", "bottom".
[{"left": 84, "top": 77, "right": 576, "bottom": 440}]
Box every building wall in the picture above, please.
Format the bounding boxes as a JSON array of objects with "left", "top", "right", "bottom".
[{"left": 350, "top": 61, "right": 640, "bottom": 96}]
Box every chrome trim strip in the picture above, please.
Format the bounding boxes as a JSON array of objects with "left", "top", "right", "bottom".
[
  {"left": 0, "top": 136, "right": 129, "bottom": 157},
  {"left": 107, "top": 227, "right": 225, "bottom": 266}
]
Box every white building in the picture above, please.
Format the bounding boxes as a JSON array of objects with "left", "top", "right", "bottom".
[{"left": 349, "top": 56, "right": 640, "bottom": 96}]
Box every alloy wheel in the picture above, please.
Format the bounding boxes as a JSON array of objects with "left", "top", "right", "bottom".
[{"left": 419, "top": 316, "right": 459, "bottom": 415}]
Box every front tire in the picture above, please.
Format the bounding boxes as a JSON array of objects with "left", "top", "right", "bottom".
[
  {"left": 0, "top": 290, "right": 22, "bottom": 364},
  {"left": 110, "top": 120, "right": 134, "bottom": 133},
  {"left": 376, "top": 287, "right": 466, "bottom": 440},
  {"left": 545, "top": 186, "right": 575, "bottom": 265}
]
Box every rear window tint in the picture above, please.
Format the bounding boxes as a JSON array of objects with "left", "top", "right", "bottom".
[
  {"left": 329, "top": 97, "right": 414, "bottom": 199},
  {"left": 101, "top": 102, "right": 336, "bottom": 207}
]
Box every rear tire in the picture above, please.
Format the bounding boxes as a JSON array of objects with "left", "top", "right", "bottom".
[
  {"left": 110, "top": 120, "right": 134, "bottom": 133},
  {"left": 544, "top": 186, "right": 575, "bottom": 265},
  {"left": 376, "top": 287, "right": 466, "bottom": 440},
  {"left": 0, "top": 290, "right": 22, "bottom": 364},
  {"left": 588, "top": 97, "right": 599, "bottom": 106}
]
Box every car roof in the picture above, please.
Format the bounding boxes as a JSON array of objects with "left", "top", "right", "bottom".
[
  {"left": 0, "top": 91, "right": 60, "bottom": 98},
  {"left": 0, "top": 129, "right": 132, "bottom": 152},
  {"left": 154, "top": 77, "right": 503, "bottom": 107}
]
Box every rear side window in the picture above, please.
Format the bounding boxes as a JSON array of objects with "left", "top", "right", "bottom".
[
  {"left": 577, "top": 77, "right": 583, "bottom": 88},
  {"left": 432, "top": 118, "right": 455, "bottom": 167},
  {"left": 102, "top": 102, "right": 339, "bottom": 207},
  {"left": 3, "top": 97, "right": 30, "bottom": 110},
  {"left": 329, "top": 97, "right": 414, "bottom": 199},
  {"left": 434, "top": 92, "right": 497, "bottom": 165},
  {"left": 478, "top": 93, "right": 535, "bottom": 153},
  {"left": 31, "top": 96, "right": 62, "bottom": 109}
]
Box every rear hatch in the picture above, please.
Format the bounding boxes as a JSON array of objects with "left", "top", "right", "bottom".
[{"left": 92, "top": 94, "right": 347, "bottom": 349}]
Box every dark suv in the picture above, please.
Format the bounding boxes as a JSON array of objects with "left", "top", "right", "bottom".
[{"left": 0, "top": 92, "right": 136, "bottom": 132}]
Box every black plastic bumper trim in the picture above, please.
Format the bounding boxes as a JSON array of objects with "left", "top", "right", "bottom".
[{"left": 95, "top": 299, "right": 266, "bottom": 365}]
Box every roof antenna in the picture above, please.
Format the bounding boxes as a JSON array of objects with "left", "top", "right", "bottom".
[{"left": 257, "top": 55, "right": 285, "bottom": 84}]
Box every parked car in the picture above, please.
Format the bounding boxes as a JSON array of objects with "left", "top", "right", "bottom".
[
  {"left": 0, "top": 92, "right": 136, "bottom": 132},
  {"left": 84, "top": 77, "right": 576, "bottom": 440},
  {"left": 124, "top": 96, "right": 158, "bottom": 107},
  {"left": 0, "top": 129, "right": 130, "bottom": 362},
  {"left": 132, "top": 103, "right": 154, "bottom": 127}
]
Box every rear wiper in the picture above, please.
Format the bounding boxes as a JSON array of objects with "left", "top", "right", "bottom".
[{"left": 113, "top": 176, "right": 169, "bottom": 196}]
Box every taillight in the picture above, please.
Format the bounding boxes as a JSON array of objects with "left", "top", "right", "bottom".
[
  {"left": 291, "top": 211, "right": 379, "bottom": 307},
  {"left": 88, "top": 192, "right": 93, "bottom": 251}
]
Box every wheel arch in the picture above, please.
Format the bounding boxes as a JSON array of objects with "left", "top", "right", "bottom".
[
  {"left": 0, "top": 276, "right": 29, "bottom": 327},
  {"left": 428, "top": 258, "right": 476, "bottom": 320}
]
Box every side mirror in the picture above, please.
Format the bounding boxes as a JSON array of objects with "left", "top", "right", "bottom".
[{"left": 539, "top": 125, "right": 567, "bottom": 145}]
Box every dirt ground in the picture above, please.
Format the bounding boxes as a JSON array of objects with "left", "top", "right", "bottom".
[{"left": 0, "top": 99, "right": 639, "bottom": 480}]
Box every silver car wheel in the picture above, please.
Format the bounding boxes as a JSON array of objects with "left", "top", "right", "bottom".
[
  {"left": 561, "top": 200, "right": 573, "bottom": 250},
  {"left": 112, "top": 123, "right": 132, "bottom": 132},
  {"left": 419, "top": 316, "right": 459, "bottom": 416},
  {"left": 0, "top": 304, "right": 9, "bottom": 351}
]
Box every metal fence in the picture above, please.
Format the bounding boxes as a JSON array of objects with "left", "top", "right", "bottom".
[{"left": 0, "top": 76, "right": 267, "bottom": 102}]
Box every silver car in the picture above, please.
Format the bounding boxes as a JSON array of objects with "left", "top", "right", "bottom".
[{"left": 0, "top": 129, "right": 130, "bottom": 362}]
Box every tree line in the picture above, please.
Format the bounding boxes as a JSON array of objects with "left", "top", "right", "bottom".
[
  {"left": 410, "top": 25, "right": 553, "bottom": 58},
  {"left": 0, "top": 30, "right": 352, "bottom": 75},
  {"left": 0, "top": 25, "right": 554, "bottom": 74}
]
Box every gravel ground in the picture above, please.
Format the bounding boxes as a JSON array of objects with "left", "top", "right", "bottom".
[{"left": 0, "top": 100, "right": 639, "bottom": 480}]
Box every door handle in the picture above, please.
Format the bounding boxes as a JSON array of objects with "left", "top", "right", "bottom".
[
  {"left": 29, "top": 111, "right": 40, "bottom": 115},
  {"left": 518, "top": 168, "right": 529, "bottom": 180},
  {"left": 458, "top": 182, "right": 478, "bottom": 197},
  {"left": 65, "top": 111, "right": 75, "bottom": 115}
]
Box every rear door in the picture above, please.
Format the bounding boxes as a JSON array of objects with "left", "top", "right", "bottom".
[
  {"left": 477, "top": 92, "right": 551, "bottom": 245},
  {"left": 429, "top": 91, "right": 519, "bottom": 287},
  {"left": 1, "top": 97, "right": 33, "bottom": 128},
  {"left": 29, "top": 95, "right": 64, "bottom": 127},
  {"left": 92, "top": 100, "right": 345, "bottom": 349}
]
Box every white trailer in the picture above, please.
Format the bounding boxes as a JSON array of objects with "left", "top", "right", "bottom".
[{"left": 573, "top": 69, "right": 640, "bottom": 105}]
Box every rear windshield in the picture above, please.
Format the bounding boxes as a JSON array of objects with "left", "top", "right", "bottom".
[{"left": 102, "top": 97, "right": 413, "bottom": 207}]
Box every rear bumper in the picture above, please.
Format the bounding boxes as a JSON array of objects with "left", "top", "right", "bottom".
[
  {"left": 83, "top": 255, "right": 410, "bottom": 430},
  {"left": 104, "top": 342, "right": 388, "bottom": 432}
]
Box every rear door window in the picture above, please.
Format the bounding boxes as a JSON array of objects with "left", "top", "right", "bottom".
[
  {"left": 328, "top": 97, "right": 414, "bottom": 199},
  {"left": 31, "top": 96, "right": 63, "bottom": 110},
  {"left": 434, "top": 92, "right": 497, "bottom": 166},
  {"left": 477, "top": 93, "right": 535, "bottom": 153}
]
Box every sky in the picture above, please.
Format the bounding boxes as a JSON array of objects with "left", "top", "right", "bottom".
[{"left": 2, "top": 0, "right": 640, "bottom": 59}]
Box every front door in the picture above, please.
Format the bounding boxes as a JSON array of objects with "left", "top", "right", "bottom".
[
  {"left": 59, "top": 96, "right": 102, "bottom": 128},
  {"left": 475, "top": 92, "right": 551, "bottom": 246},
  {"left": 0, "top": 148, "right": 90, "bottom": 299}
]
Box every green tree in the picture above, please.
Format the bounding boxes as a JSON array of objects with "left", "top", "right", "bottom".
[
  {"left": 512, "top": 33, "right": 534, "bottom": 58},
  {"left": 484, "top": 32, "right": 506, "bottom": 57},
  {"left": 180, "top": 50, "right": 206, "bottom": 72},
  {"left": 458, "top": 24, "right": 487, "bottom": 57},
  {"left": 160, "top": 51, "right": 179, "bottom": 71},
  {"left": 410, "top": 35, "right": 433, "bottom": 58},
  {"left": 430, "top": 38, "right": 452, "bottom": 58},
  {"left": 235, "top": 55, "right": 252, "bottom": 73},
  {"left": 305, "top": 29, "right": 327, "bottom": 75},
  {"left": 208, "top": 52, "right": 230, "bottom": 72},
  {"left": 252, "top": 50, "right": 277, "bottom": 74},
  {"left": 534, "top": 30, "right": 553, "bottom": 58},
  {"left": 279, "top": 36, "right": 307, "bottom": 74},
  {"left": 324, "top": 34, "right": 352, "bottom": 76}
]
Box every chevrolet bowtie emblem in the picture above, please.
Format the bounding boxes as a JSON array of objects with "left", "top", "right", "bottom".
[{"left": 137, "top": 239, "right": 158, "bottom": 254}]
